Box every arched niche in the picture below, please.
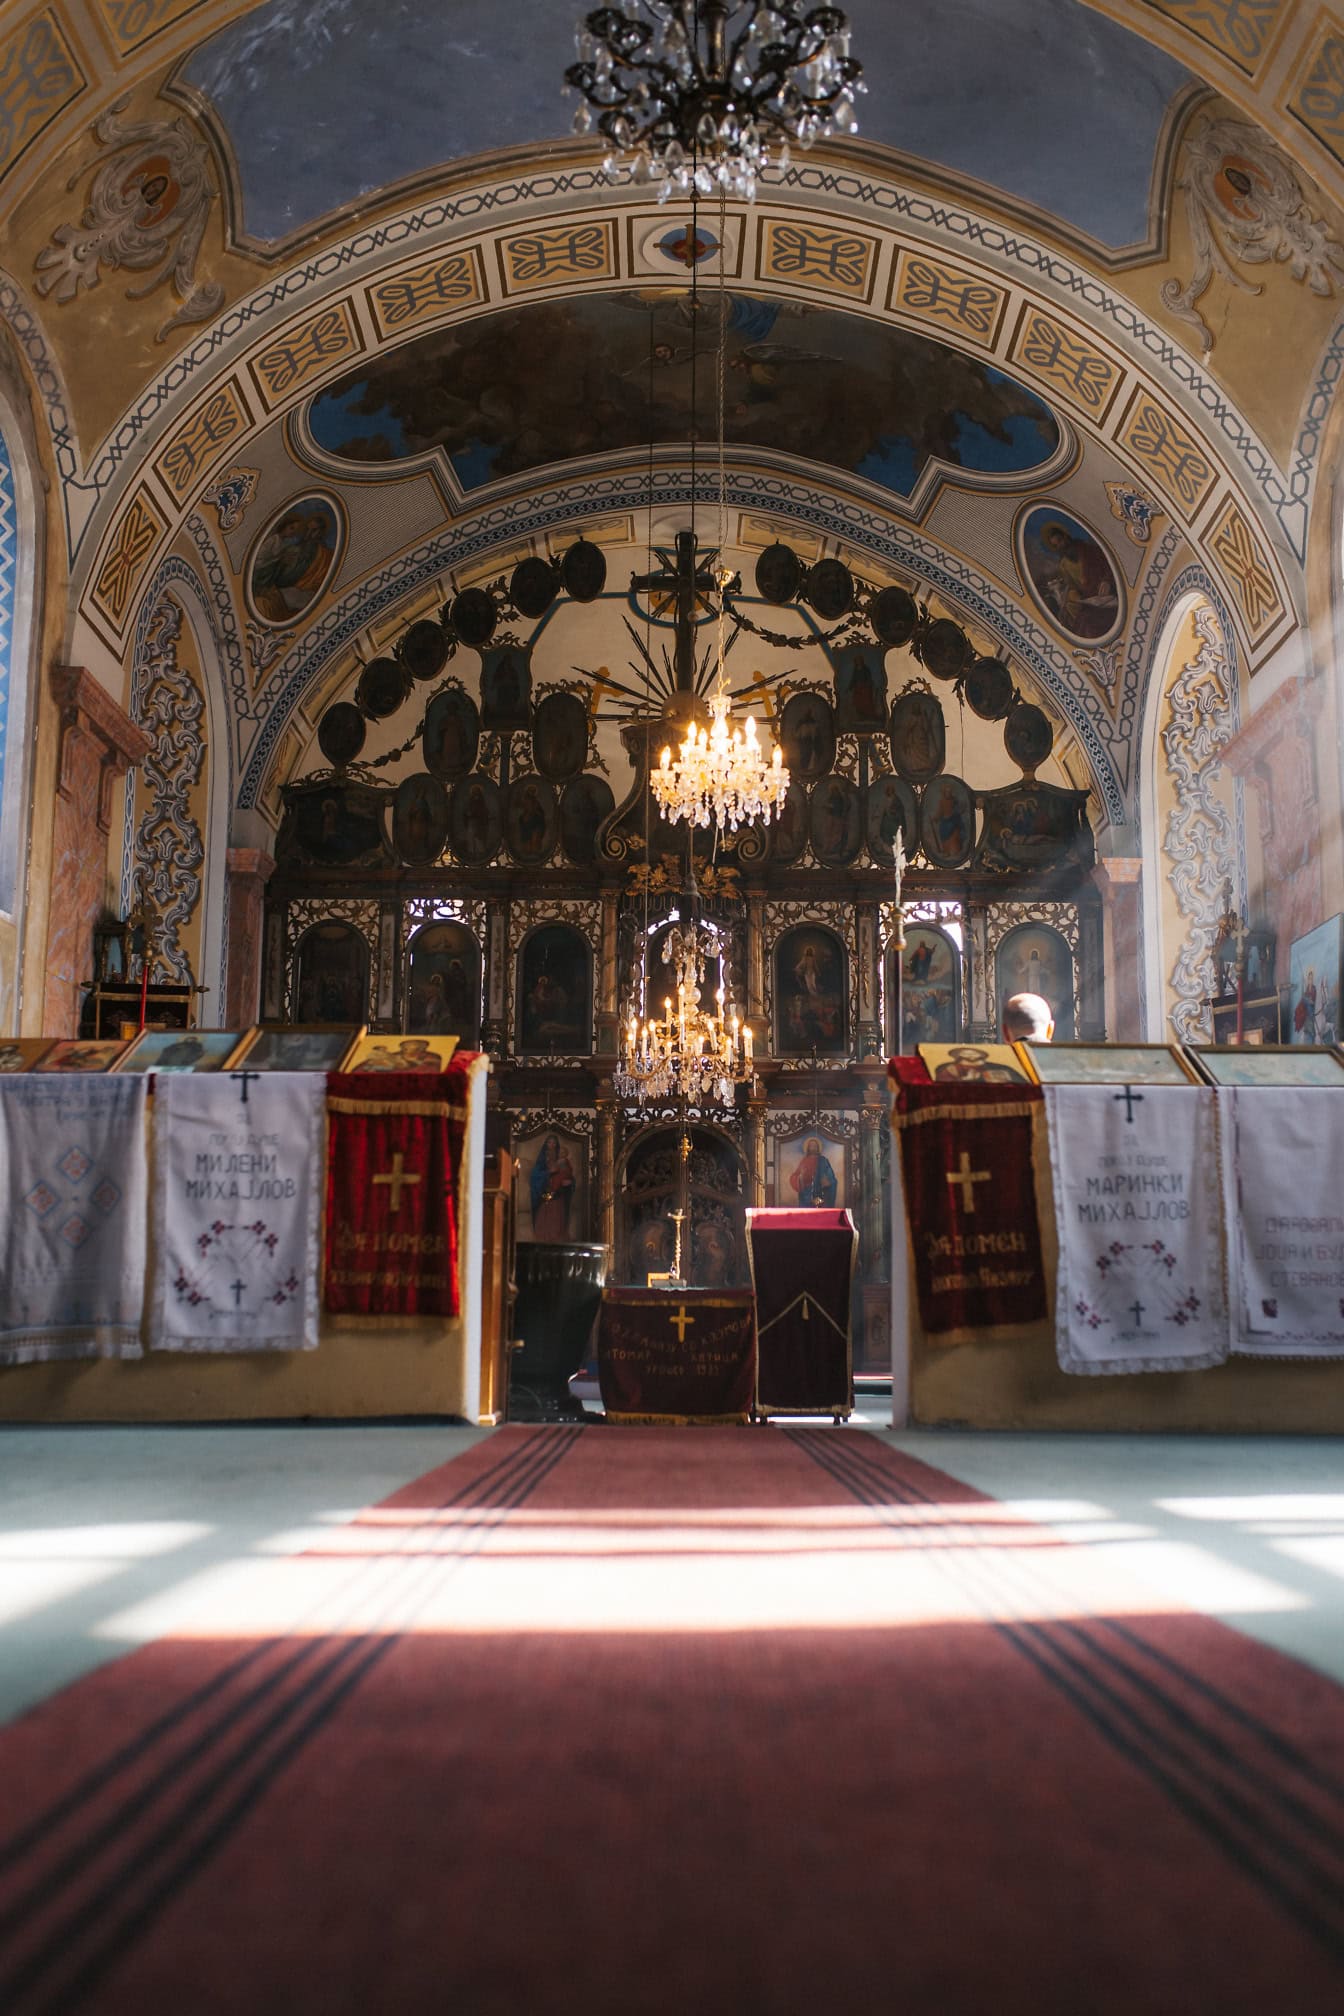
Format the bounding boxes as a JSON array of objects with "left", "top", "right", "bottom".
[
  {"left": 292, "top": 919, "right": 371, "bottom": 1025},
  {"left": 515, "top": 921, "right": 592, "bottom": 1057},
  {"left": 403, "top": 919, "right": 481, "bottom": 1045},
  {"left": 617, "top": 1124, "right": 746, "bottom": 1288},
  {"left": 994, "top": 922, "right": 1076, "bottom": 1041},
  {"left": 1137, "top": 586, "right": 1239, "bottom": 1041}
]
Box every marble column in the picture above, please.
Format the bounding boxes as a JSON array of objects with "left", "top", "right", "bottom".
[
  {"left": 224, "top": 848, "right": 275, "bottom": 1029},
  {"left": 1090, "top": 857, "right": 1143, "bottom": 1040},
  {"left": 43, "top": 666, "right": 151, "bottom": 1034},
  {"left": 1221, "top": 674, "right": 1326, "bottom": 978}
]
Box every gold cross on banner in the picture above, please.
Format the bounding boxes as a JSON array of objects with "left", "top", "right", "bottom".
[
  {"left": 373, "top": 1152, "right": 422, "bottom": 1214},
  {"left": 669, "top": 1302, "right": 696, "bottom": 1343},
  {"left": 946, "top": 1151, "right": 991, "bottom": 1213}
]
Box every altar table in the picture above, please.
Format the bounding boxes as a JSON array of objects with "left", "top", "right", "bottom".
[{"left": 597, "top": 1286, "right": 756, "bottom": 1424}]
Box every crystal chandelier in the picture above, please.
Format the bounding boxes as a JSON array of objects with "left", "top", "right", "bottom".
[
  {"left": 652, "top": 680, "right": 786, "bottom": 829},
  {"left": 565, "top": 3, "right": 864, "bottom": 203},
  {"left": 615, "top": 920, "right": 755, "bottom": 1104}
]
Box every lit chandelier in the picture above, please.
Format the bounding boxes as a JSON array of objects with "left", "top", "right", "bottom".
[
  {"left": 565, "top": 3, "right": 864, "bottom": 203},
  {"left": 652, "top": 669, "right": 787, "bottom": 830},
  {"left": 616, "top": 920, "right": 755, "bottom": 1104}
]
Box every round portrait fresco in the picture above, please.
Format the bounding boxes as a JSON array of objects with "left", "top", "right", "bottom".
[
  {"left": 1017, "top": 504, "right": 1123, "bottom": 645},
  {"left": 246, "top": 494, "right": 344, "bottom": 629}
]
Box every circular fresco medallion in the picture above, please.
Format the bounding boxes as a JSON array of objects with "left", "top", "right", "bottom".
[
  {"left": 918, "top": 617, "right": 972, "bottom": 681},
  {"left": 804, "top": 557, "right": 854, "bottom": 620},
  {"left": 449, "top": 586, "right": 497, "bottom": 649},
  {"left": 561, "top": 538, "right": 607, "bottom": 602},
  {"left": 865, "top": 773, "right": 917, "bottom": 864},
  {"left": 779, "top": 690, "right": 836, "bottom": 781},
  {"left": 510, "top": 555, "right": 559, "bottom": 619},
  {"left": 423, "top": 687, "right": 480, "bottom": 781},
  {"left": 809, "top": 774, "right": 862, "bottom": 864},
  {"left": 245, "top": 494, "right": 344, "bottom": 630},
  {"left": 919, "top": 774, "right": 976, "bottom": 868},
  {"left": 355, "top": 656, "right": 411, "bottom": 720},
  {"left": 770, "top": 779, "right": 810, "bottom": 864},
  {"left": 448, "top": 773, "right": 503, "bottom": 864},
  {"left": 869, "top": 584, "right": 918, "bottom": 648},
  {"left": 1017, "top": 503, "right": 1123, "bottom": 644},
  {"left": 964, "top": 654, "right": 1014, "bottom": 721},
  {"left": 317, "top": 702, "right": 366, "bottom": 769},
  {"left": 400, "top": 618, "right": 450, "bottom": 683},
  {"left": 889, "top": 690, "right": 946, "bottom": 783},
  {"left": 560, "top": 774, "right": 616, "bottom": 865},
  {"left": 392, "top": 772, "right": 451, "bottom": 867},
  {"left": 531, "top": 690, "right": 590, "bottom": 781},
  {"left": 1003, "top": 701, "right": 1055, "bottom": 772},
  {"left": 756, "top": 541, "right": 803, "bottom": 606}
]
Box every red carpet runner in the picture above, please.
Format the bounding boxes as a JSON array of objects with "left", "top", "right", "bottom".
[{"left": 0, "top": 1428, "right": 1341, "bottom": 2014}]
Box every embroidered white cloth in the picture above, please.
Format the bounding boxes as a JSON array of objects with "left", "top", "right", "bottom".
[
  {"left": 150, "top": 1072, "right": 325, "bottom": 1352},
  {"left": 1044, "top": 1083, "right": 1227, "bottom": 1375},
  {"left": 1220, "top": 1086, "right": 1344, "bottom": 1357},
  {"left": 0, "top": 1075, "right": 147, "bottom": 1364}
]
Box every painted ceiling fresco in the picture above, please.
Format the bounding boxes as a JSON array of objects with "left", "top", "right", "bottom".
[
  {"left": 185, "top": 0, "right": 1192, "bottom": 248},
  {"left": 306, "top": 291, "right": 1061, "bottom": 501}
]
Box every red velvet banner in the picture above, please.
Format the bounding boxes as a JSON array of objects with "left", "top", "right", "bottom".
[
  {"left": 598, "top": 1287, "right": 756, "bottom": 1423},
  {"left": 890, "top": 1072, "right": 1048, "bottom": 1340},
  {"left": 323, "top": 1061, "right": 476, "bottom": 1321}
]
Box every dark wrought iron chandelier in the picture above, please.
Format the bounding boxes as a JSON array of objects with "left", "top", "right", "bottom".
[{"left": 565, "top": 2, "right": 864, "bottom": 202}]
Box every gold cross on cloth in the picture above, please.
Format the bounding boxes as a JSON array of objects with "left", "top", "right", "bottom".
[
  {"left": 669, "top": 1303, "right": 696, "bottom": 1342},
  {"left": 373, "top": 1152, "right": 422, "bottom": 1214},
  {"left": 946, "top": 1151, "right": 991, "bottom": 1213}
]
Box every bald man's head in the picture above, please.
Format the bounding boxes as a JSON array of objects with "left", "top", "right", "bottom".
[{"left": 1002, "top": 992, "right": 1054, "bottom": 1043}]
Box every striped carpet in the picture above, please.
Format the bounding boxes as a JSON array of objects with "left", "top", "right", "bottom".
[{"left": 1, "top": 1425, "right": 1341, "bottom": 2014}]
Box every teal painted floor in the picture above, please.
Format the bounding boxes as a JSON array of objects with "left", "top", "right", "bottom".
[{"left": 1, "top": 1420, "right": 1342, "bottom": 1726}]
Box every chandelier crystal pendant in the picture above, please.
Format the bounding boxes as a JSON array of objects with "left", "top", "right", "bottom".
[
  {"left": 652, "top": 683, "right": 787, "bottom": 829},
  {"left": 615, "top": 922, "right": 755, "bottom": 1106},
  {"left": 565, "top": 2, "right": 864, "bottom": 203}
]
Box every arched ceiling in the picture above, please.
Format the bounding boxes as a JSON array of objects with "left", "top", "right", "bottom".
[{"left": 181, "top": 0, "right": 1192, "bottom": 253}]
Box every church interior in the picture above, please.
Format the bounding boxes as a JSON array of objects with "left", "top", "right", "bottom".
[{"left": 1, "top": 2, "right": 1344, "bottom": 2009}]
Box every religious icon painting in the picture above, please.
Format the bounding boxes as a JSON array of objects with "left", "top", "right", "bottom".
[
  {"left": 1210, "top": 996, "right": 1282, "bottom": 1046},
  {"left": 448, "top": 774, "right": 503, "bottom": 864},
  {"left": 0, "top": 1039, "right": 56, "bottom": 1072},
  {"left": 893, "top": 925, "right": 960, "bottom": 1051},
  {"left": 392, "top": 772, "right": 450, "bottom": 867},
  {"left": 1187, "top": 1044, "right": 1344, "bottom": 1087},
  {"left": 293, "top": 921, "right": 370, "bottom": 1025},
  {"left": 918, "top": 774, "right": 976, "bottom": 868},
  {"left": 422, "top": 687, "right": 480, "bottom": 781},
  {"left": 832, "top": 642, "right": 888, "bottom": 734},
  {"left": 865, "top": 773, "right": 916, "bottom": 866},
  {"left": 769, "top": 779, "right": 809, "bottom": 865},
  {"left": 282, "top": 783, "right": 387, "bottom": 868},
  {"left": 889, "top": 690, "right": 946, "bottom": 783},
  {"left": 515, "top": 1128, "right": 589, "bottom": 1243},
  {"left": 808, "top": 775, "right": 862, "bottom": 865},
  {"left": 560, "top": 774, "right": 615, "bottom": 865},
  {"left": 778, "top": 690, "right": 836, "bottom": 781},
  {"left": 516, "top": 923, "right": 593, "bottom": 1056},
  {"left": 773, "top": 925, "right": 848, "bottom": 1058},
  {"left": 1024, "top": 1043, "right": 1197, "bottom": 1085},
  {"left": 995, "top": 921, "right": 1076, "bottom": 1041},
  {"left": 115, "top": 1029, "right": 249, "bottom": 1073},
  {"left": 505, "top": 774, "right": 559, "bottom": 866},
  {"left": 1288, "top": 914, "right": 1343, "bottom": 1046},
  {"left": 404, "top": 921, "right": 481, "bottom": 1045},
  {"left": 232, "top": 1028, "right": 362, "bottom": 1073},
  {"left": 245, "top": 494, "right": 344, "bottom": 629},
  {"left": 1017, "top": 503, "right": 1123, "bottom": 645},
  {"left": 346, "top": 1033, "right": 460, "bottom": 1073},
  {"left": 773, "top": 1130, "right": 847, "bottom": 1211},
  {"left": 35, "top": 1039, "right": 132, "bottom": 1072},
  {"left": 479, "top": 642, "right": 533, "bottom": 732},
  {"left": 979, "top": 782, "right": 1085, "bottom": 869},
  {"left": 531, "top": 689, "right": 590, "bottom": 781},
  {"left": 917, "top": 1042, "right": 1032, "bottom": 1085}
]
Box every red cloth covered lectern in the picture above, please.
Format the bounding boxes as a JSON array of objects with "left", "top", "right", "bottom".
[{"left": 745, "top": 1207, "right": 856, "bottom": 1419}]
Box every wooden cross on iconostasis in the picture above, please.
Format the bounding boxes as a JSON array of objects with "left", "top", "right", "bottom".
[{"left": 629, "top": 528, "right": 730, "bottom": 694}]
